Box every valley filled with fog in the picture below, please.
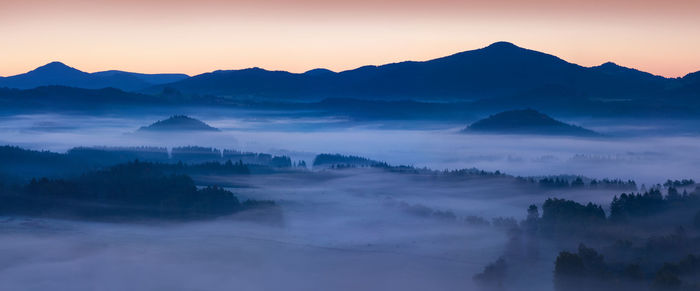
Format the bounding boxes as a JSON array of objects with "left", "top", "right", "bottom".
[
  {"left": 2, "top": 110, "right": 700, "bottom": 291},
  {"left": 2, "top": 0, "right": 700, "bottom": 286}
]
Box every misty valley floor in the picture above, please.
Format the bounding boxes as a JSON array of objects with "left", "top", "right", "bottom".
[
  {"left": 0, "top": 219, "right": 499, "bottom": 291},
  {"left": 0, "top": 166, "right": 667, "bottom": 291},
  {"left": 2, "top": 112, "right": 700, "bottom": 291},
  {"left": 0, "top": 168, "right": 515, "bottom": 291}
]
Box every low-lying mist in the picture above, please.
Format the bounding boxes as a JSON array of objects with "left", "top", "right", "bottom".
[
  {"left": 3, "top": 110, "right": 700, "bottom": 290},
  {"left": 1, "top": 164, "right": 647, "bottom": 291},
  {"left": 0, "top": 169, "right": 512, "bottom": 291},
  {"left": 1, "top": 112, "right": 699, "bottom": 185}
]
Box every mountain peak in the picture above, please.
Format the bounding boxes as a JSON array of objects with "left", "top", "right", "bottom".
[
  {"left": 30, "top": 61, "right": 85, "bottom": 75},
  {"left": 36, "top": 61, "right": 73, "bottom": 70},
  {"left": 591, "top": 61, "right": 663, "bottom": 80},
  {"left": 598, "top": 61, "right": 619, "bottom": 68},
  {"left": 304, "top": 68, "right": 336, "bottom": 76},
  {"left": 484, "top": 41, "right": 520, "bottom": 50}
]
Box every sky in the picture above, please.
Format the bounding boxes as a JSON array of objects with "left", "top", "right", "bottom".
[{"left": 1, "top": 0, "right": 699, "bottom": 78}]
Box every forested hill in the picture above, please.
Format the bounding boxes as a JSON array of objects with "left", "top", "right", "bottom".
[
  {"left": 0, "top": 161, "right": 278, "bottom": 221},
  {"left": 464, "top": 109, "right": 599, "bottom": 136},
  {"left": 138, "top": 115, "right": 220, "bottom": 132}
]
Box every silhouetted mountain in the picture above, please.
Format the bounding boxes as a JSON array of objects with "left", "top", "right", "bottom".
[
  {"left": 92, "top": 70, "right": 188, "bottom": 87},
  {"left": 303, "top": 68, "right": 336, "bottom": 76},
  {"left": 464, "top": 109, "right": 599, "bottom": 136},
  {"left": 589, "top": 62, "right": 666, "bottom": 81},
  {"left": 0, "top": 62, "right": 188, "bottom": 91},
  {"left": 684, "top": 71, "right": 700, "bottom": 82},
  {"left": 679, "top": 70, "right": 700, "bottom": 93},
  {"left": 147, "top": 42, "right": 681, "bottom": 102},
  {"left": 138, "top": 115, "right": 220, "bottom": 132},
  {"left": 1, "top": 43, "right": 699, "bottom": 117},
  {"left": 148, "top": 67, "right": 313, "bottom": 99}
]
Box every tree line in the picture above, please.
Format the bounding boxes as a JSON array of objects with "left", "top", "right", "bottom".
[{"left": 0, "top": 160, "right": 277, "bottom": 221}]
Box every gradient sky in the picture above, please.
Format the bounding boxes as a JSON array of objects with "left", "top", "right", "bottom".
[{"left": 1, "top": 0, "right": 699, "bottom": 78}]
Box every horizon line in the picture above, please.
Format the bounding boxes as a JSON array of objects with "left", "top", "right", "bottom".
[{"left": 2, "top": 41, "right": 699, "bottom": 79}]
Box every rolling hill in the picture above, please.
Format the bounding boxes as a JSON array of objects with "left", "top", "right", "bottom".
[
  {"left": 464, "top": 109, "right": 599, "bottom": 136},
  {"left": 138, "top": 115, "right": 220, "bottom": 132}
]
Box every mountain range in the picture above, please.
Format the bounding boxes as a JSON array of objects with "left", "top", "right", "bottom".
[
  {"left": 0, "top": 42, "right": 698, "bottom": 116},
  {"left": 145, "top": 42, "right": 694, "bottom": 102}
]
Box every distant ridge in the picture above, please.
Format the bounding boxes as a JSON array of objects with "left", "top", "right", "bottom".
[
  {"left": 463, "top": 109, "right": 599, "bottom": 136},
  {"left": 144, "top": 41, "right": 687, "bottom": 102},
  {"left": 0, "top": 41, "right": 698, "bottom": 116},
  {"left": 589, "top": 61, "right": 665, "bottom": 81},
  {"left": 138, "top": 115, "right": 220, "bottom": 132},
  {"left": 0, "top": 62, "right": 188, "bottom": 91}
]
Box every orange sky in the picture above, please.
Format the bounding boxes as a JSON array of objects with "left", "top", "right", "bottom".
[{"left": 1, "top": 0, "right": 699, "bottom": 78}]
